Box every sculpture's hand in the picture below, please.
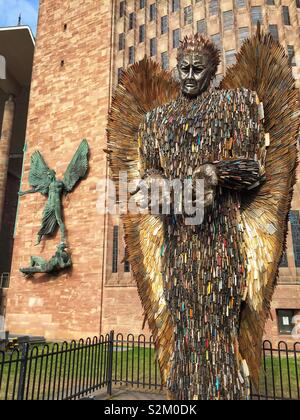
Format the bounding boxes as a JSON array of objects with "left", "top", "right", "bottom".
[
  {"left": 193, "top": 164, "right": 218, "bottom": 208},
  {"left": 18, "top": 189, "right": 36, "bottom": 197},
  {"left": 131, "top": 170, "right": 171, "bottom": 213}
]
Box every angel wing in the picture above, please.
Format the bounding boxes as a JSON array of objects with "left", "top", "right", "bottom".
[
  {"left": 107, "top": 59, "right": 180, "bottom": 384},
  {"left": 221, "top": 28, "right": 299, "bottom": 389},
  {"left": 28, "top": 151, "right": 54, "bottom": 195},
  {"left": 63, "top": 139, "right": 89, "bottom": 193}
]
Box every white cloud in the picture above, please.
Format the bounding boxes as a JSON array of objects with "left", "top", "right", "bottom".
[{"left": 0, "top": 0, "right": 38, "bottom": 34}]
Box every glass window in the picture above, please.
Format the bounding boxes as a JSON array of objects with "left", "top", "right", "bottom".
[
  {"left": 239, "top": 27, "right": 249, "bottom": 44},
  {"left": 184, "top": 6, "right": 193, "bottom": 25},
  {"left": 124, "top": 247, "right": 130, "bottom": 273},
  {"left": 119, "top": 33, "right": 125, "bottom": 51},
  {"left": 290, "top": 210, "right": 300, "bottom": 266},
  {"left": 282, "top": 6, "right": 291, "bottom": 25},
  {"left": 209, "top": 0, "right": 219, "bottom": 16},
  {"left": 225, "top": 49, "right": 236, "bottom": 67},
  {"left": 117, "top": 67, "right": 124, "bottom": 83},
  {"left": 150, "top": 3, "right": 156, "bottom": 21},
  {"left": 161, "top": 51, "right": 169, "bottom": 70},
  {"left": 129, "top": 46, "right": 135, "bottom": 64},
  {"left": 269, "top": 24, "right": 279, "bottom": 42},
  {"left": 173, "top": 28, "right": 181, "bottom": 49},
  {"left": 277, "top": 309, "right": 295, "bottom": 335},
  {"left": 139, "top": 24, "right": 145, "bottom": 43},
  {"left": 197, "top": 19, "right": 207, "bottom": 35},
  {"left": 211, "top": 33, "right": 221, "bottom": 49},
  {"left": 120, "top": 1, "right": 125, "bottom": 18},
  {"left": 112, "top": 226, "right": 119, "bottom": 273},
  {"left": 140, "top": 0, "right": 146, "bottom": 9},
  {"left": 288, "top": 45, "right": 296, "bottom": 66},
  {"left": 161, "top": 15, "right": 168, "bottom": 34},
  {"left": 172, "top": 0, "right": 180, "bottom": 13},
  {"left": 235, "top": 0, "right": 246, "bottom": 8},
  {"left": 223, "top": 10, "right": 234, "bottom": 31},
  {"left": 129, "top": 12, "right": 135, "bottom": 30},
  {"left": 150, "top": 38, "right": 157, "bottom": 56},
  {"left": 251, "top": 6, "right": 263, "bottom": 25}
]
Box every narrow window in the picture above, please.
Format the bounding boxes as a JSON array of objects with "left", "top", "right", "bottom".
[
  {"left": 184, "top": 6, "right": 193, "bottom": 26},
  {"left": 197, "top": 19, "right": 207, "bottom": 35},
  {"left": 112, "top": 226, "right": 119, "bottom": 273},
  {"left": 150, "top": 38, "right": 157, "bottom": 57},
  {"left": 173, "top": 29, "right": 181, "bottom": 49},
  {"left": 269, "top": 24, "right": 279, "bottom": 42},
  {"left": 251, "top": 6, "right": 262, "bottom": 25},
  {"left": 282, "top": 6, "right": 291, "bottom": 26},
  {"left": 288, "top": 45, "right": 296, "bottom": 66},
  {"left": 150, "top": 3, "right": 156, "bottom": 21},
  {"left": 223, "top": 10, "right": 234, "bottom": 31},
  {"left": 290, "top": 210, "right": 300, "bottom": 266},
  {"left": 161, "top": 16, "right": 168, "bottom": 35},
  {"left": 161, "top": 52, "right": 169, "bottom": 70}
]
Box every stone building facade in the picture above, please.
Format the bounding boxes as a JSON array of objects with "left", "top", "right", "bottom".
[
  {"left": 3, "top": 1, "right": 300, "bottom": 345},
  {"left": 0, "top": 26, "right": 35, "bottom": 324}
]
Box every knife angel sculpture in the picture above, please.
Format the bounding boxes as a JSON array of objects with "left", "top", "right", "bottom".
[{"left": 107, "top": 29, "right": 299, "bottom": 400}]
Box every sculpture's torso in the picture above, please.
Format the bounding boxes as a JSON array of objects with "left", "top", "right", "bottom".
[
  {"left": 139, "top": 88, "right": 261, "bottom": 400},
  {"left": 48, "top": 180, "right": 64, "bottom": 207}
]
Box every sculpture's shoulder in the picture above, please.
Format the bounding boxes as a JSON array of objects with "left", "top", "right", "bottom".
[
  {"left": 139, "top": 98, "right": 178, "bottom": 132},
  {"left": 214, "top": 87, "right": 258, "bottom": 104}
]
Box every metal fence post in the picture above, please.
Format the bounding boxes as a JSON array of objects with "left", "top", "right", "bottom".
[
  {"left": 17, "top": 341, "right": 29, "bottom": 400},
  {"left": 107, "top": 330, "right": 114, "bottom": 396}
]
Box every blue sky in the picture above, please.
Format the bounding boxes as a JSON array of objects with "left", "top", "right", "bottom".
[{"left": 0, "top": 0, "right": 39, "bottom": 35}]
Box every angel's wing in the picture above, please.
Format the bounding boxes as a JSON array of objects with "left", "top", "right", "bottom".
[
  {"left": 107, "top": 58, "right": 180, "bottom": 383},
  {"left": 221, "top": 28, "right": 299, "bottom": 389},
  {"left": 28, "top": 151, "right": 53, "bottom": 195},
  {"left": 63, "top": 139, "right": 89, "bottom": 193}
]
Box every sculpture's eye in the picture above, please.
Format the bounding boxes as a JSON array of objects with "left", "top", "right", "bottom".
[
  {"left": 181, "top": 65, "right": 190, "bottom": 73},
  {"left": 194, "top": 66, "right": 204, "bottom": 74}
]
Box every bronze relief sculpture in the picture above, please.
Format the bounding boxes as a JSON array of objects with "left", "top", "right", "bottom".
[
  {"left": 108, "top": 29, "right": 299, "bottom": 400},
  {"left": 19, "top": 139, "right": 89, "bottom": 275}
]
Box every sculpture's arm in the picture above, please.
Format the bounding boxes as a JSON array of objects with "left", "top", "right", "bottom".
[
  {"left": 18, "top": 188, "right": 38, "bottom": 196},
  {"left": 213, "top": 89, "right": 267, "bottom": 191},
  {"left": 131, "top": 113, "right": 170, "bottom": 209},
  {"left": 138, "top": 113, "right": 165, "bottom": 178},
  {"left": 215, "top": 158, "right": 266, "bottom": 191}
]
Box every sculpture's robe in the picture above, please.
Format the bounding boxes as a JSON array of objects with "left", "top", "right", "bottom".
[{"left": 137, "top": 88, "right": 266, "bottom": 400}]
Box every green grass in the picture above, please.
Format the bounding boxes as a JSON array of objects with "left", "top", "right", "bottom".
[
  {"left": 1, "top": 342, "right": 299, "bottom": 400},
  {"left": 257, "top": 355, "right": 300, "bottom": 400}
]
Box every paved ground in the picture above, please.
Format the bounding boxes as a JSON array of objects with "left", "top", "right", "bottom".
[{"left": 91, "top": 387, "right": 167, "bottom": 400}]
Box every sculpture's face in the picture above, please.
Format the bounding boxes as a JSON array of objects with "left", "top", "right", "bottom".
[
  {"left": 177, "top": 52, "right": 211, "bottom": 97},
  {"left": 48, "top": 170, "right": 56, "bottom": 181}
]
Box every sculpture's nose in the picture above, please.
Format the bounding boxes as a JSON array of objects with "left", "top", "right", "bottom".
[{"left": 188, "top": 66, "right": 193, "bottom": 79}]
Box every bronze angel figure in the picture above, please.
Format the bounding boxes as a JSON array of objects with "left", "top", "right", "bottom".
[
  {"left": 108, "top": 28, "right": 299, "bottom": 401},
  {"left": 19, "top": 139, "right": 89, "bottom": 246}
]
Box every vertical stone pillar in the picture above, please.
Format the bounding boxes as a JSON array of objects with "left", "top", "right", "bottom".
[{"left": 0, "top": 95, "right": 15, "bottom": 230}]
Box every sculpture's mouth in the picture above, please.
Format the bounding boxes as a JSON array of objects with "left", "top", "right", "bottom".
[{"left": 185, "top": 81, "right": 196, "bottom": 88}]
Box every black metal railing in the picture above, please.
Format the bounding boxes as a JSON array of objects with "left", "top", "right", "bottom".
[
  {"left": 0, "top": 332, "right": 299, "bottom": 400},
  {"left": 0, "top": 334, "right": 111, "bottom": 400}
]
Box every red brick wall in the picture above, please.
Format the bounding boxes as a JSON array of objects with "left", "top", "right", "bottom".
[
  {"left": 6, "top": 0, "right": 114, "bottom": 340},
  {"left": 264, "top": 285, "right": 300, "bottom": 347}
]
